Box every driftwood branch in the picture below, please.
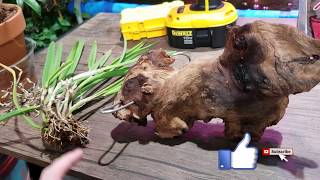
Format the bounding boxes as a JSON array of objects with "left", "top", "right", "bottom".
[{"left": 113, "top": 21, "right": 320, "bottom": 141}]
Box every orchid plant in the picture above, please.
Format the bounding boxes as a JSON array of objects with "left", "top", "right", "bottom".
[{"left": 0, "top": 40, "right": 152, "bottom": 149}]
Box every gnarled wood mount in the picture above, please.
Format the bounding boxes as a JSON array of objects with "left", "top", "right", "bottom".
[{"left": 114, "top": 21, "right": 320, "bottom": 141}]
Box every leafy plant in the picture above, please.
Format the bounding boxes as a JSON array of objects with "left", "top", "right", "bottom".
[
  {"left": 16, "top": 0, "right": 41, "bottom": 16},
  {"left": 3, "top": 0, "right": 78, "bottom": 50},
  {"left": 25, "top": 15, "right": 72, "bottom": 49},
  {"left": 0, "top": 40, "right": 152, "bottom": 150}
]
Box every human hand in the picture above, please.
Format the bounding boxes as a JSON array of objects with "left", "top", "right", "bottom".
[{"left": 40, "top": 148, "right": 83, "bottom": 180}]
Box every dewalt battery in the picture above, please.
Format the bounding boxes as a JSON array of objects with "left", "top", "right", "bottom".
[{"left": 166, "top": 0, "right": 238, "bottom": 49}]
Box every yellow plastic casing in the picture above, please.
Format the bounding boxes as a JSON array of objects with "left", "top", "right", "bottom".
[
  {"left": 120, "top": 1, "right": 184, "bottom": 40},
  {"left": 166, "top": 2, "right": 238, "bottom": 29}
]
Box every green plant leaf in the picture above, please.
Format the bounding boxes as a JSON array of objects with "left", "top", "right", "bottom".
[
  {"left": 0, "top": 64, "right": 41, "bottom": 129},
  {"left": 46, "top": 61, "right": 73, "bottom": 87},
  {"left": 42, "top": 42, "right": 56, "bottom": 88},
  {"left": 88, "top": 41, "right": 97, "bottom": 70},
  {"left": 110, "top": 38, "right": 127, "bottom": 68},
  {"left": 59, "top": 43, "right": 76, "bottom": 80},
  {"left": 82, "top": 13, "right": 91, "bottom": 19},
  {"left": 50, "top": 22, "right": 62, "bottom": 32},
  {"left": 0, "top": 106, "right": 39, "bottom": 122},
  {"left": 123, "top": 41, "right": 145, "bottom": 56},
  {"left": 102, "top": 85, "right": 122, "bottom": 96},
  {"left": 59, "top": 40, "right": 85, "bottom": 80},
  {"left": 55, "top": 44, "right": 64, "bottom": 67},
  {"left": 72, "top": 42, "right": 152, "bottom": 100},
  {"left": 70, "top": 77, "right": 124, "bottom": 113},
  {"left": 23, "top": 0, "right": 42, "bottom": 16},
  {"left": 37, "top": 0, "right": 47, "bottom": 3},
  {"left": 71, "top": 58, "right": 137, "bottom": 83},
  {"left": 75, "top": 68, "right": 127, "bottom": 98},
  {"left": 95, "top": 77, "right": 124, "bottom": 98},
  {"left": 118, "top": 38, "right": 127, "bottom": 64},
  {"left": 16, "top": 0, "right": 24, "bottom": 8},
  {"left": 92, "top": 49, "right": 112, "bottom": 70},
  {"left": 58, "top": 17, "right": 71, "bottom": 27},
  {"left": 50, "top": 43, "right": 63, "bottom": 87},
  {"left": 74, "top": 67, "right": 129, "bottom": 100},
  {"left": 110, "top": 41, "right": 154, "bottom": 66}
]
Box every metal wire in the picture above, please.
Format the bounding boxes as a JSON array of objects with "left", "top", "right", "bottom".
[
  {"left": 172, "top": 53, "right": 192, "bottom": 62},
  {"left": 100, "top": 101, "right": 135, "bottom": 114},
  {"left": 100, "top": 102, "right": 120, "bottom": 110}
]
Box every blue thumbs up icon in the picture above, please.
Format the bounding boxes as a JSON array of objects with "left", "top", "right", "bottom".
[{"left": 218, "top": 133, "right": 258, "bottom": 170}]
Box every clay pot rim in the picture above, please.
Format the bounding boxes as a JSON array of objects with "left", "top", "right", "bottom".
[
  {"left": 0, "top": 38, "right": 36, "bottom": 73},
  {"left": 0, "top": 3, "right": 23, "bottom": 25},
  {"left": 0, "top": 3, "right": 26, "bottom": 45}
]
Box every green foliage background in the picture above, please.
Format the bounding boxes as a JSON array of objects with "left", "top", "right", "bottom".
[{"left": 3, "top": 0, "right": 77, "bottom": 51}]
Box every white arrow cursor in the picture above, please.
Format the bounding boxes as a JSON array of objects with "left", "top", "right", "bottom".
[{"left": 279, "top": 154, "right": 288, "bottom": 162}]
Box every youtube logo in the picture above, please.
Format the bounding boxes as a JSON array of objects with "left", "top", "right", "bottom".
[
  {"left": 261, "top": 148, "right": 293, "bottom": 156},
  {"left": 262, "top": 148, "right": 270, "bottom": 156}
]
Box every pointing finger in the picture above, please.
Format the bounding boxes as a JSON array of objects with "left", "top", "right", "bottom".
[{"left": 40, "top": 148, "right": 83, "bottom": 180}]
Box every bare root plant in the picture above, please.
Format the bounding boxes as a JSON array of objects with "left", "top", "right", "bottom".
[{"left": 0, "top": 40, "right": 152, "bottom": 150}]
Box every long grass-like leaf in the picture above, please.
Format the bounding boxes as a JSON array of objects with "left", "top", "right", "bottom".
[
  {"left": 59, "top": 42, "right": 76, "bottom": 80},
  {"left": 0, "top": 64, "right": 41, "bottom": 129},
  {"left": 74, "top": 67, "right": 129, "bottom": 100},
  {"left": 88, "top": 41, "right": 97, "bottom": 70},
  {"left": 109, "top": 39, "right": 127, "bottom": 69},
  {"left": 74, "top": 42, "right": 150, "bottom": 86},
  {"left": 42, "top": 42, "right": 56, "bottom": 87},
  {"left": 50, "top": 43, "right": 63, "bottom": 87},
  {"left": 96, "top": 50, "right": 112, "bottom": 69},
  {"left": 123, "top": 41, "right": 145, "bottom": 57},
  {"left": 118, "top": 38, "right": 127, "bottom": 64},
  {"left": 46, "top": 61, "right": 73, "bottom": 88},
  {"left": 23, "top": 0, "right": 41, "bottom": 16},
  {"left": 76, "top": 46, "right": 110, "bottom": 87},
  {"left": 127, "top": 41, "right": 145, "bottom": 54},
  {"left": 70, "top": 58, "right": 137, "bottom": 82},
  {"left": 101, "top": 80, "right": 124, "bottom": 97},
  {"left": 70, "top": 77, "right": 124, "bottom": 113},
  {"left": 110, "top": 41, "right": 155, "bottom": 66},
  {"left": 92, "top": 77, "right": 124, "bottom": 98},
  {"left": 65, "top": 40, "right": 85, "bottom": 77},
  {"left": 71, "top": 42, "right": 152, "bottom": 104},
  {"left": 55, "top": 44, "right": 63, "bottom": 66},
  {"left": 102, "top": 85, "right": 122, "bottom": 96},
  {"left": 0, "top": 106, "right": 39, "bottom": 122},
  {"left": 59, "top": 40, "right": 85, "bottom": 80},
  {"left": 76, "top": 67, "right": 128, "bottom": 91}
]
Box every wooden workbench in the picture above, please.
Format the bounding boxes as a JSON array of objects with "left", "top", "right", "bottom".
[{"left": 0, "top": 13, "right": 319, "bottom": 180}]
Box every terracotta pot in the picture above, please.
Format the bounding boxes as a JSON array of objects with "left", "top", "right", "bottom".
[{"left": 0, "top": 3, "right": 27, "bottom": 66}]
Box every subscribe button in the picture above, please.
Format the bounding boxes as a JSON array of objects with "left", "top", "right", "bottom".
[{"left": 262, "top": 148, "right": 293, "bottom": 156}]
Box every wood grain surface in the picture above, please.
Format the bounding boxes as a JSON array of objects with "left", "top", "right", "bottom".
[{"left": 1, "top": 14, "right": 319, "bottom": 180}]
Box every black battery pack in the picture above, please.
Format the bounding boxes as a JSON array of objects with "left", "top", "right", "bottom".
[{"left": 167, "top": 25, "right": 231, "bottom": 49}]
